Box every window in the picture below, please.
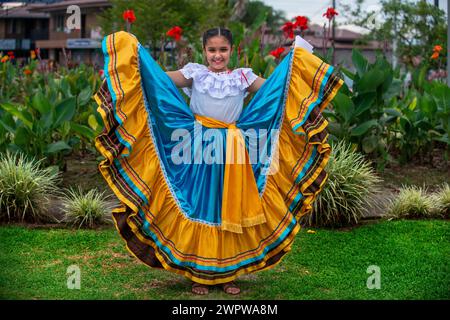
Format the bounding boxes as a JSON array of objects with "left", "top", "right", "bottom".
[
  {"left": 6, "top": 19, "right": 23, "bottom": 34},
  {"left": 55, "top": 15, "right": 65, "bottom": 32}
]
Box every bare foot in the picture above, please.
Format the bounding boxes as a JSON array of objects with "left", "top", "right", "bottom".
[
  {"left": 191, "top": 282, "right": 209, "bottom": 295},
  {"left": 222, "top": 281, "right": 240, "bottom": 295}
]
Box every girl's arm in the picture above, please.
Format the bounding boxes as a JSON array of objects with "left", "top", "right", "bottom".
[
  {"left": 166, "top": 70, "right": 193, "bottom": 88},
  {"left": 247, "top": 77, "right": 266, "bottom": 93}
]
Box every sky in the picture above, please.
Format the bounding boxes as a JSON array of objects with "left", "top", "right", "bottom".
[{"left": 261, "top": 0, "right": 448, "bottom": 32}]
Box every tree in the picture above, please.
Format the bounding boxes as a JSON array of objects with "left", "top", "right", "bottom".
[
  {"left": 238, "top": 0, "right": 286, "bottom": 32},
  {"left": 340, "top": 0, "right": 447, "bottom": 69},
  {"left": 98, "top": 0, "right": 231, "bottom": 54}
]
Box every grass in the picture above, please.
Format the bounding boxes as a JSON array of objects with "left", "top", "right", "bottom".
[{"left": 0, "top": 219, "right": 448, "bottom": 300}]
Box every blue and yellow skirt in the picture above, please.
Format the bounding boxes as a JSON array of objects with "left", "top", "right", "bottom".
[{"left": 94, "top": 31, "right": 343, "bottom": 285}]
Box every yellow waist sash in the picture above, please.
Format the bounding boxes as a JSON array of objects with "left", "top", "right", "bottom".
[{"left": 195, "top": 114, "right": 266, "bottom": 233}]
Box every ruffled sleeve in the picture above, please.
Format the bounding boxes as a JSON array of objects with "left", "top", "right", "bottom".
[
  {"left": 179, "top": 63, "right": 204, "bottom": 97},
  {"left": 180, "top": 62, "right": 206, "bottom": 80},
  {"left": 237, "top": 68, "right": 258, "bottom": 90}
]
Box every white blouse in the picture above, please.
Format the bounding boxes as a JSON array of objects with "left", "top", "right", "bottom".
[
  {"left": 180, "top": 63, "right": 258, "bottom": 123},
  {"left": 179, "top": 35, "right": 313, "bottom": 124}
]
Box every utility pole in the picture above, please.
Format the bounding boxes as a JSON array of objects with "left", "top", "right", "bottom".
[
  {"left": 447, "top": 0, "right": 450, "bottom": 86},
  {"left": 332, "top": 0, "right": 336, "bottom": 64},
  {"left": 392, "top": 0, "right": 398, "bottom": 69}
]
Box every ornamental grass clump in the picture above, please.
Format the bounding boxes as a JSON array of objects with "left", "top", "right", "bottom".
[
  {"left": 0, "top": 151, "right": 61, "bottom": 222},
  {"left": 387, "top": 185, "right": 436, "bottom": 219},
  {"left": 61, "top": 186, "right": 112, "bottom": 229},
  {"left": 430, "top": 183, "right": 450, "bottom": 218},
  {"left": 301, "top": 140, "right": 382, "bottom": 228}
]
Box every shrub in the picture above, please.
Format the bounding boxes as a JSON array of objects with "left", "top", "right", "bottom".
[
  {"left": 387, "top": 185, "right": 436, "bottom": 219},
  {"left": 301, "top": 140, "right": 382, "bottom": 228},
  {"left": 431, "top": 183, "right": 450, "bottom": 218},
  {"left": 0, "top": 151, "right": 61, "bottom": 222},
  {"left": 61, "top": 186, "right": 112, "bottom": 229}
]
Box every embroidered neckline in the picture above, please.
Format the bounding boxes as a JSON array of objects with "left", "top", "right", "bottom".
[{"left": 207, "top": 68, "right": 231, "bottom": 75}]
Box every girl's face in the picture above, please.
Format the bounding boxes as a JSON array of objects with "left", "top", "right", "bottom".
[{"left": 203, "top": 35, "right": 233, "bottom": 73}]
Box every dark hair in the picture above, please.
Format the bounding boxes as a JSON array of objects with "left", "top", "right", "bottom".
[{"left": 202, "top": 27, "right": 233, "bottom": 48}]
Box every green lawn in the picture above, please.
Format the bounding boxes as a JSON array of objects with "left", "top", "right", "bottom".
[{"left": 0, "top": 219, "right": 448, "bottom": 300}]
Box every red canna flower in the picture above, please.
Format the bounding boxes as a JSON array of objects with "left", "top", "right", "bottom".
[
  {"left": 24, "top": 69, "right": 32, "bottom": 76},
  {"left": 122, "top": 9, "right": 136, "bottom": 24},
  {"left": 323, "top": 7, "right": 338, "bottom": 20},
  {"left": 166, "top": 26, "right": 183, "bottom": 41},
  {"left": 433, "top": 45, "right": 442, "bottom": 52},
  {"left": 294, "top": 16, "right": 309, "bottom": 31},
  {"left": 431, "top": 52, "right": 439, "bottom": 60},
  {"left": 270, "top": 47, "right": 285, "bottom": 59},
  {"left": 281, "top": 21, "right": 296, "bottom": 39},
  {"left": 7, "top": 51, "right": 14, "bottom": 56},
  {"left": 99, "top": 69, "right": 104, "bottom": 77}
]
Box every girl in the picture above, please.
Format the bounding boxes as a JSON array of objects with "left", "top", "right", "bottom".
[{"left": 94, "top": 27, "right": 343, "bottom": 296}]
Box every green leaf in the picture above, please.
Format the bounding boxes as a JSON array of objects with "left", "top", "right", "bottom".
[
  {"left": 264, "top": 60, "right": 276, "bottom": 78},
  {"left": 54, "top": 97, "right": 76, "bottom": 128},
  {"left": 78, "top": 87, "right": 93, "bottom": 107},
  {"left": 384, "top": 108, "right": 402, "bottom": 117},
  {"left": 414, "top": 119, "right": 432, "bottom": 131},
  {"left": 357, "top": 69, "right": 386, "bottom": 93},
  {"left": 326, "top": 122, "right": 344, "bottom": 138},
  {"left": 420, "top": 93, "right": 437, "bottom": 118},
  {"left": 433, "top": 134, "right": 450, "bottom": 145},
  {"left": 31, "top": 92, "right": 52, "bottom": 116},
  {"left": 339, "top": 66, "right": 355, "bottom": 81},
  {"left": 380, "top": 69, "right": 393, "bottom": 93},
  {"left": 71, "top": 122, "right": 95, "bottom": 140},
  {"left": 351, "top": 119, "right": 378, "bottom": 136},
  {"left": 14, "top": 126, "right": 29, "bottom": 146},
  {"left": 40, "top": 110, "right": 54, "bottom": 131},
  {"left": 408, "top": 96, "right": 417, "bottom": 111},
  {"left": 352, "top": 49, "right": 368, "bottom": 77},
  {"left": 431, "top": 83, "right": 450, "bottom": 112},
  {"left": 60, "top": 78, "right": 72, "bottom": 97},
  {"left": 383, "top": 78, "right": 402, "bottom": 102},
  {"left": 362, "top": 135, "right": 378, "bottom": 153},
  {"left": 354, "top": 93, "right": 376, "bottom": 116},
  {"left": 0, "top": 118, "right": 16, "bottom": 133},
  {"left": 333, "top": 92, "right": 354, "bottom": 123},
  {"left": 382, "top": 115, "right": 398, "bottom": 125},
  {"left": 44, "top": 141, "right": 72, "bottom": 154},
  {"left": 87, "top": 114, "right": 99, "bottom": 131},
  {"left": 0, "top": 103, "right": 33, "bottom": 129}
]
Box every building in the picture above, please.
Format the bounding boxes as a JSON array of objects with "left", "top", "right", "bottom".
[
  {"left": 29, "top": 0, "right": 111, "bottom": 67},
  {"left": 303, "top": 24, "right": 391, "bottom": 69},
  {"left": 261, "top": 23, "right": 391, "bottom": 71},
  {"left": 0, "top": 4, "right": 49, "bottom": 59}
]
